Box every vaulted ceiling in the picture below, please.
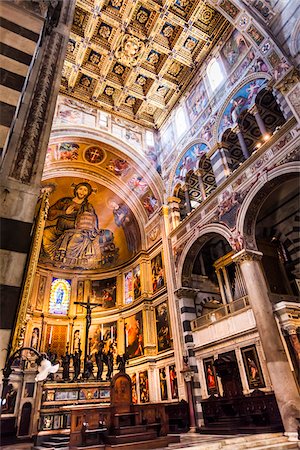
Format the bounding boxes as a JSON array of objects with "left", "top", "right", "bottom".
[{"left": 60, "top": 0, "right": 230, "bottom": 128}]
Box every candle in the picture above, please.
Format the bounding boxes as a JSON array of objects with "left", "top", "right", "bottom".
[
  {"left": 101, "top": 324, "right": 104, "bottom": 340},
  {"left": 125, "top": 329, "right": 128, "bottom": 348},
  {"left": 49, "top": 326, "right": 53, "bottom": 345},
  {"left": 111, "top": 326, "right": 114, "bottom": 341},
  {"left": 67, "top": 323, "right": 70, "bottom": 340}
]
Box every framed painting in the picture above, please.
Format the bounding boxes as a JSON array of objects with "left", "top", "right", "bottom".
[
  {"left": 139, "top": 370, "right": 149, "bottom": 403},
  {"left": 203, "top": 357, "right": 218, "bottom": 395},
  {"left": 125, "top": 311, "right": 143, "bottom": 359},
  {"left": 155, "top": 302, "right": 172, "bottom": 352},
  {"left": 169, "top": 365, "right": 178, "bottom": 399},
  {"left": 159, "top": 368, "right": 168, "bottom": 400},
  {"left": 91, "top": 277, "right": 116, "bottom": 309},
  {"left": 151, "top": 253, "right": 164, "bottom": 292},
  {"left": 241, "top": 345, "right": 265, "bottom": 389}
]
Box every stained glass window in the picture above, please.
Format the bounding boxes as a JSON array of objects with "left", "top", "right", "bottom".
[{"left": 49, "top": 278, "right": 71, "bottom": 315}]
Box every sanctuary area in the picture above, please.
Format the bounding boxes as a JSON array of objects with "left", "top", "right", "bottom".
[{"left": 0, "top": 0, "right": 299, "bottom": 449}]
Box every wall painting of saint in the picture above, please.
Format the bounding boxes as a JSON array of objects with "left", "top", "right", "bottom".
[
  {"left": 159, "top": 367, "right": 168, "bottom": 400},
  {"left": 203, "top": 357, "right": 218, "bottom": 395},
  {"left": 89, "top": 321, "right": 117, "bottom": 355},
  {"left": 169, "top": 365, "right": 179, "bottom": 399},
  {"left": 125, "top": 311, "right": 144, "bottom": 359},
  {"left": 241, "top": 345, "right": 265, "bottom": 389},
  {"left": 155, "top": 302, "right": 172, "bottom": 352},
  {"left": 133, "top": 265, "right": 141, "bottom": 299},
  {"left": 139, "top": 370, "right": 149, "bottom": 403},
  {"left": 91, "top": 277, "right": 116, "bottom": 309},
  {"left": 151, "top": 253, "right": 164, "bottom": 292}
]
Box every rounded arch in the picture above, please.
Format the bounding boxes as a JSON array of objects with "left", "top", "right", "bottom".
[
  {"left": 177, "top": 223, "right": 233, "bottom": 285},
  {"left": 167, "top": 140, "right": 210, "bottom": 196},
  {"left": 214, "top": 74, "right": 270, "bottom": 142},
  {"left": 50, "top": 125, "right": 164, "bottom": 204},
  {"left": 236, "top": 163, "right": 300, "bottom": 250}
]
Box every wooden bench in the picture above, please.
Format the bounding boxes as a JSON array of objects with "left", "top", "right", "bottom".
[{"left": 81, "top": 421, "right": 107, "bottom": 446}]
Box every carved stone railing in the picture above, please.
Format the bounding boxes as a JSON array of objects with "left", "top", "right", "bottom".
[{"left": 191, "top": 296, "right": 250, "bottom": 331}]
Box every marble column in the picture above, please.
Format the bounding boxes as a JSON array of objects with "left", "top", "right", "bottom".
[
  {"left": 183, "top": 184, "right": 192, "bottom": 214},
  {"left": 249, "top": 104, "right": 268, "bottom": 136},
  {"left": 232, "top": 249, "right": 300, "bottom": 439},
  {"left": 181, "top": 366, "right": 197, "bottom": 432},
  {"left": 209, "top": 142, "right": 232, "bottom": 186},
  {"left": 167, "top": 196, "right": 181, "bottom": 230},
  {"left": 232, "top": 124, "right": 250, "bottom": 160},
  {"left": 195, "top": 169, "right": 207, "bottom": 201}
]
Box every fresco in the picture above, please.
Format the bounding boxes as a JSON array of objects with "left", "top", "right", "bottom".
[
  {"left": 91, "top": 277, "right": 116, "bottom": 309},
  {"left": 222, "top": 29, "right": 249, "bottom": 67},
  {"left": 39, "top": 178, "right": 141, "bottom": 270},
  {"left": 125, "top": 311, "right": 144, "bottom": 359},
  {"left": 174, "top": 143, "right": 208, "bottom": 184},
  {"left": 151, "top": 253, "right": 165, "bottom": 292},
  {"left": 186, "top": 79, "right": 208, "bottom": 122},
  {"left": 155, "top": 302, "right": 172, "bottom": 352},
  {"left": 133, "top": 265, "right": 141, "bottom": 299},
  {"left": 218, "top": 78, "right": 267, "bottom": 139}
]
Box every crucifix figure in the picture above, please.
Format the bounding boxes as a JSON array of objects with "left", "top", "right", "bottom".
[{"left": 74, "top": 297, "right": 102, "bottom": 374}]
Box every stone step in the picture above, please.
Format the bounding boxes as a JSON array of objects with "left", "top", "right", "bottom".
[
  {"left": 107, "top": 430, "right": 156, "bottom": 445},
  {"left": 47, "top": 436, "right": 69, "bottom": 443},
  {"left": 39, "top": 442, "right": 68, "bottom": 448},
  {"left": 105, "top": 435, "right": 178, "bottom": 450},
  {"left": 115, "top": 424, "right": 148, "bottom": 435}
]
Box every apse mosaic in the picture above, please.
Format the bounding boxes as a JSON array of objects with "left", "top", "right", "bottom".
[
  {"left": 218, "top": 78, "right": 267, "bottom": 139},
  {"left": 39, "top": 177, "right": 141, "bottom": 270},
  {"left": 49, "top": 278, "right": 71, "bottom": 315},
  {"left": 174, "top": 143, "right": 209, "bottom": 185},
  {"left": 46, "top": 141, "right": 159, "bottom": 218}
]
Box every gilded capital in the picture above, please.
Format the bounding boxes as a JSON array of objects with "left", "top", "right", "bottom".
[{"left": 232, "top": 249, "right": 263, "bottom": 263}]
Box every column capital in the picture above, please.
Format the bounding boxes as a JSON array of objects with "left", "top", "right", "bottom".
[
  {"left": 195, "top": 168, "right": 204, "bottom": 177},
  {"left": 231, "top": 124, "right": 241, "bottom": 134},
  {"left": 232, "top": 249, "right": 263, "bottom": 263},
  {"left": 167, "top": 196, "right": 181, "bottom": 204},
  {"left": 182, "top": 183, "right": 189, "bottom": 192},
  {"left": 248, "top": 104, "right": 259, "bottom": 115}
]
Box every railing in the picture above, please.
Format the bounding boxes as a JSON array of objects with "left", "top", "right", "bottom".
[{"left": 191, "top": 296, "right": 250, "bottom": 331}]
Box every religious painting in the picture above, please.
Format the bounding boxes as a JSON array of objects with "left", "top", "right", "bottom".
[
  {"left": 169, "top": 365, "right": 179, "bottom": 399},
  {"left": 155, "top": 302, "right": 172, "bottom": 352},
  {"left": 76, "top": 281, "right": 84, "bottom": 313},
  {"left": 57, "top": 142, "right": 79, "bottom": 161},
  {"left": 241, "top": 345, "right": 265, "bottom": 389},
  {"left": 1, "top": 383, "right": 17, "bottom": 414},
  {"left": 139, "top": 370, "right": 149, "bottom": 403},
  {"left": 133, "top": 265, "right": 141, "bottom": 299},
  {"left": 159, "top": 368, "right": 168, "bottom": 400},
  {"left": 186, "top": 79, "right": 208, "bottom": 122},
  {"left": 151, "top": 253, "right": 165, "bottom": 292},
  {"left": 36, "top": 275, "right": 46, "bottom": 311},
  {"left": 30, "top": 328, "right": 39, "bottom": 350},
  {"left": 142, "top": 193, "right": 158, "bottom": 217},
  {"left": 42, "top": 415, "right": 53, "bottom": 430},
  {"left": 131, "top": 373, "right": 138, "bottom": 404},
  {"left": 46, "top": 325, "right": 68, "bottom": 357},
  {"left": 40, "top": 178, "right": 141, "bottom": 270},
  {"left": 125, "top": 311, "right": 144, "bottom": 359},
  {"left": 221, "top": 29, "right": 248, "bottom": 67},
  {"left": 91, "top": 277, "right": 116, "bottom": 309},
  {"left": 24, "top": 383, "right": 35, "bottom": 398},
  {"left": 49, "top": 278, "right": 71, "bottom": 315},
  {"left": 124, "top": 271, "right": 133, "bottom": 304},
  {"left": 246, "top": 25, "right": 264, "bottom": 47},
  {"left": 203, "top": 357, "right": 218, "bottom": 395},
  {"left": 89, "top": 321, "right": 117, "bottom": 355}
]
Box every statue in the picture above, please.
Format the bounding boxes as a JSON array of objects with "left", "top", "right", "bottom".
[
  {"left": 62, "top": 351, "right": 71, "bottom": 381},
  {"left": 83, "top": 355, "right": 94, "bottom": 380},
  {"left": 73, "top": 348, "right": 82, "bottom": 381},
  {"left": 95, "top": 342, "right": 105, "bottom": 381},
  {"left": 106, "top": 345, "right": 114, "bottom": 380},
  {"left": 116, "top": 353, "right": 129, "bottom": 373}
]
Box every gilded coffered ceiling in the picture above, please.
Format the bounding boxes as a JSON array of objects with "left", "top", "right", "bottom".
[{"left": 60, "top": 0, "right": 230, "bottom": 128}]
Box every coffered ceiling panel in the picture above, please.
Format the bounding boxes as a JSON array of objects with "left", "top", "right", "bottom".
[{"left": 60, "top": 0, "right": 230, "bottom": 128}]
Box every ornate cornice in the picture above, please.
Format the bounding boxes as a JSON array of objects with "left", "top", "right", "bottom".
[{"left": 231, "top": 249, "right": 263, "bottom": 263}]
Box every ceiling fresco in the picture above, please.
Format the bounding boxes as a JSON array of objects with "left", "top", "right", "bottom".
[
  {"left": 60, "top": 0, "right": 230, "bottom": 128},
  {"left": 39, "top": 177, "right": 142, "bottom": 271}
]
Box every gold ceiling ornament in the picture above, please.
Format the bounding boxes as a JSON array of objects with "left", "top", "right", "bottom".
[{"left": 115, "top": 33, "right": 145, "bottom": 67}]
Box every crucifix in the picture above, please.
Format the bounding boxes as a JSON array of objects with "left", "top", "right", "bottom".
[{"left": 74, "top": 297, "right": 102, "bottom": 374}]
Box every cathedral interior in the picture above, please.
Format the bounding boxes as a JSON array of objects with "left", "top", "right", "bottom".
[{"left": 0, "top": 0, "right": 299, "bottom": 449}]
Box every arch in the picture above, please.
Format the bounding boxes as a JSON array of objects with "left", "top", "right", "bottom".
[
  {"left": 168, "top": 141, "right": 209, "bottom": 196},
  {"left": 236, "top": 163, "right": 300, "bottom": 250},
  {"left": 176, "top": 223, "right": 233, "bottom": 285},
  {"left": 216, "top": 76, "right": 269, "bottom": 141}
]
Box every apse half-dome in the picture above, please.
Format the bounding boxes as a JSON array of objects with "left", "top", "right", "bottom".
[{"left": 39, "top": 177, "right": 141, "bottom": 270}]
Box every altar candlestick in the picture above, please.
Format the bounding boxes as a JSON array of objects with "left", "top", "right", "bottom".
[
  {"left": 101, "top": 324, "right": 104, "bottom": 340},
  {"left": 49, "top": 326, "right": 53, "bottom": 345},
  {"left": 111, "top": 326, "right": 114, "bottom": 340},
  {"left": 125, "top": 329, "right": 128, "bottom": 348}
]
